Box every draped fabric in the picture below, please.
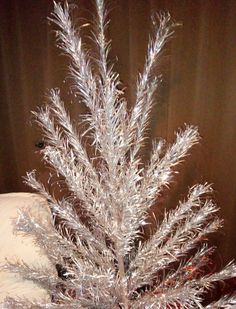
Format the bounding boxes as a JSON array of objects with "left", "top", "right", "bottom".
[{"left": 0, "top": 0, "right": 235, "bottom": 262}]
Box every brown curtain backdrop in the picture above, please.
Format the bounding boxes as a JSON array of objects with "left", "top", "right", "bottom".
[{"left": 0, "top": 0, "right": 235, "bottom": 262}]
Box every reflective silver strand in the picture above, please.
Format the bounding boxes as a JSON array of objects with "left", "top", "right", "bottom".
[{"left": 2, "top": 1, "right": 235, "bottom": 308}]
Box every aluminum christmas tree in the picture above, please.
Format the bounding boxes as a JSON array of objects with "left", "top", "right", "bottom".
[{"left": 2, "top": 0, "right": 236, "bottom": 308}]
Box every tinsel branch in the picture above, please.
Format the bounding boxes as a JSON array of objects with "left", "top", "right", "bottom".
[
  {"left": 24, "top": 171, "right": 114, "bottom": 263},
  {"left": 205, "top": 294, "right": 236, "bottom": 308},
  {"left": 51, "top": 2, "right": 98, "bottom": 112},
  {"left": 45, "top": 89, "right": 99, "bottom": 183},
  {"left": 2, "top": 261, "right": 58, "bottom": 293},
  {"left": 155, "top": 244, "right": 215, "bottom": 290},
  {"left": 129, "top": 184, "right": 222, "bottom": 292},
  {"left": 14, "top": 209, "right": 77, "bottom": 265},
  {"left": 32, "top": 105, "right": 110, "bottom": 232},
  {"left": 120, "top": 125, "right": 201, "bottom": 256},
  {"left": 129, "top": 13, "right": 175, "bottom": 159}
]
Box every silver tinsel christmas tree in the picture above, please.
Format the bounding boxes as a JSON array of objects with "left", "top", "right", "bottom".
[{"left": 2, "top": 1, "right": 236, "bottom": 308}]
